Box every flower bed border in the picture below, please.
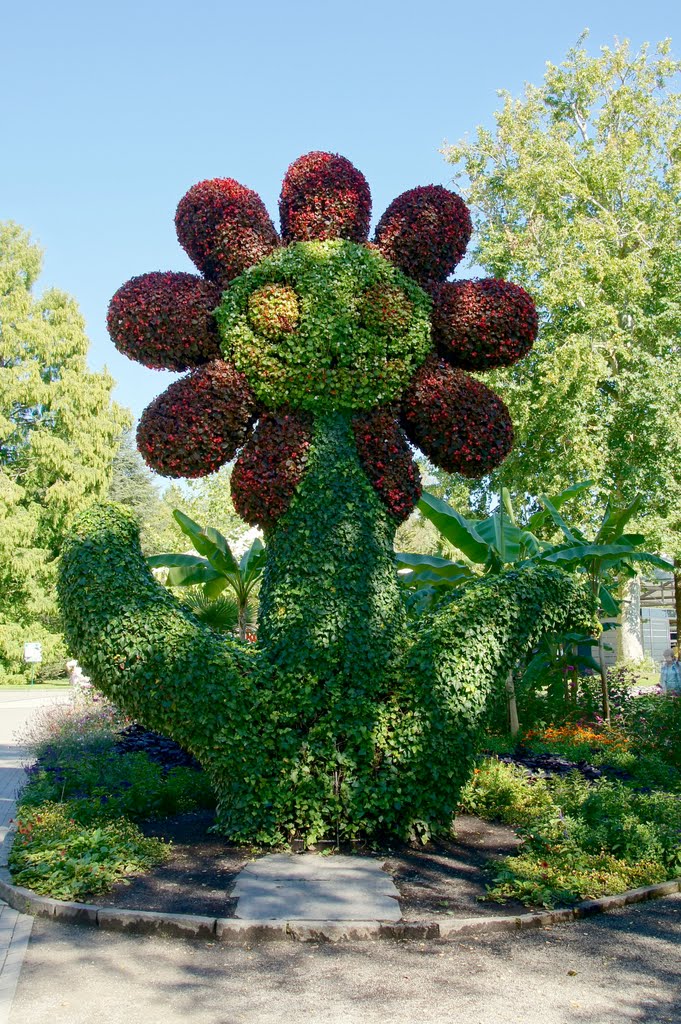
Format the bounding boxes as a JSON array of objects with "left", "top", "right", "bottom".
[{"left": 1, "top": 868, "right": 678, "bottom": 944}]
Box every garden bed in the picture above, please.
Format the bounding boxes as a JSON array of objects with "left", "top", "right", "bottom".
[
  {"left": 92, "top": 809, "right": 526, "bottom": 920},
  {"left": 11, "top": 690, "right": 681, "bottom": 913}
]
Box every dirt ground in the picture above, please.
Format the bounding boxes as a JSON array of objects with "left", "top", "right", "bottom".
[{"left": 94, "top": 811, "right": 526, "bottom": 919}]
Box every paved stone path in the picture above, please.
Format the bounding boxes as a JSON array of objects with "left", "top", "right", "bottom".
[
  {"left": 0, "top": 690, "right": 70, "bottom": 1024},
  {"left": 233, "top": 853, "right": 401, "bottom": 920}
]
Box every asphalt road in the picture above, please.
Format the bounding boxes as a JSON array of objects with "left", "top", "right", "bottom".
[{"left": 9, "top": 894, "right": 680, "bottom": 1024}]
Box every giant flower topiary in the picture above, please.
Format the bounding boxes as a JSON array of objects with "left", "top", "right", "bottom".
[{"left": 61, "top": 152, "right": 591, "bottom": 845}]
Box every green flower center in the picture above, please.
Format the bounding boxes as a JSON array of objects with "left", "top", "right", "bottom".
[{"left": 216, "top": 239, "right": 432, "bottom": 412}]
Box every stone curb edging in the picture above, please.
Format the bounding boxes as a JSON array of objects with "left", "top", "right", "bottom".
[{"left": 1, "top": 868, "right": 679, "bottom": 943}]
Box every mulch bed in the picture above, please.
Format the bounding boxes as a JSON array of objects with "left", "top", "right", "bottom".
[
  {"left": 91, "top": 729, "right": 615, "bottom": 920},
  {"left": 94, "top": 810, "right": 526, "bottom": 920}
]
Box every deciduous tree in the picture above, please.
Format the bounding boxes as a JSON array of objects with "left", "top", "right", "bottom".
[{"left": 444, "top": 38, "right": 681, "bottom": 555}]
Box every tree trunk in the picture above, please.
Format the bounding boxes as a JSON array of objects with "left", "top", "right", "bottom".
[
  {"left": 674, "top": 558, "right": 681, "bottom": 656},
  {"left": 505, "top": 671, "right": 519, "bottom": 739},
  {"left": 597, "top": 633, "right": 611, "bottom": 725},
  {"left": 617, "top": 576, "right": 643, "bottom": 662}
]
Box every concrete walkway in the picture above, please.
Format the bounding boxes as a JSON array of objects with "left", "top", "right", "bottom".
[{"left": 0, "top": 689, "right": 70, "bottom": 1024}]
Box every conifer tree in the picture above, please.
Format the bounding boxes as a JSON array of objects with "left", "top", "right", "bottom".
[{"left": 0, "top": 222, "right": 129, "bottom": 678}]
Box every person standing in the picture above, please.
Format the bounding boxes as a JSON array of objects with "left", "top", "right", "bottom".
[{"left": 660, "top": 649, "right": 681, "bottom": 694}]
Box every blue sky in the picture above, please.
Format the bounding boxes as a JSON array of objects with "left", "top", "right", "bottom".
[{"left": 1, "top": 0, "right": 678, "bottom": 422}]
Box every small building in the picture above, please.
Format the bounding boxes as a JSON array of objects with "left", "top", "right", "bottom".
[{"left": 595, "top": 570, "right": 677, "bottom": 669}]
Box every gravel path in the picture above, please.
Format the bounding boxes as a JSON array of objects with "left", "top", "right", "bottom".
[{"left": 9, "top": 894, "right": 680, "bottom": 1024}]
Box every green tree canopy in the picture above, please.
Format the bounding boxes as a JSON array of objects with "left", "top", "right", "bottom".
[
  {"left": 0, "top": 222, "right": 129, "bottom": 678},
  {"left": 444, "top": 37, "right": 681, "bottom": 553}
]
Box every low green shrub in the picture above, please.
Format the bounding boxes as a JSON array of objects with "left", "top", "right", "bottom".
[
  {"left": 624, "top": 694, "right": 681, "bottom": 772},
  {"left": 460, "top": 758, "right": 681, "bottom": 907},
  {"left": 459, "top": 758, "right": 556, "bottom": 828},
  {"left": 9, "top": 803, "right": 169, "bottom": 901},
  {"left": 22, "top": 750, "right": 215, "bottom": 823},
  {"left": 12, "top": 688, "right": 214, "bottom": 900},
  {"left": 487, "top": 850, "right": 666, "bottom": 908}
]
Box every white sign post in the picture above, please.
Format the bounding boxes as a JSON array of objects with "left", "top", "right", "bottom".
[{"left": 23, "top": 642, "right": 42, "bottom": 685}]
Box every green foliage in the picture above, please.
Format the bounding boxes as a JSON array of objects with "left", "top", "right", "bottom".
[
  {"left": 9, "top": 803, "right": 169, "bottom": 901},
  {"left": 487, "top": 849, "right": 666, "bottom": 908},
  {"left": 108, "top": 429, "right": 168, "bottom": 553},
  {"left": 22, "top": 751, "right": 214, "bottom": 823},
  {"left": 459, "top": 757, "right": 556, "bottom": 826},
  {"left": 141, "top": 465, "right": 246, "bottom": 561},
  {"left": 444, "top": 38, "right": 681, "bottom": 553},
  {"left": 148, "top": 510, "right": 265, "bottom": 639},
  {"left": 59, "top": 410, "right": 592, "bottom": 845},
  {"left": 180, "top": 590, "right": 255, "bottom": 635},
  {"left": 216, "top": 239, "right": 432, "bottom": 412},
  {"left": 9, "top": 689, "right": 212, "bottom": 900},
  {"left": 460, "top": 758, "right": 679, "bottom": 907},
  {"left": 623, "top": 693, "right": 681, "bottom": 773},
  {"left": 399, "top": 483, "right": 669, "bottom": 621},
  {"left": 17, "top": 696, "right": 128, "bottom": 761},
  {"left": 0, "top": 222, "right": 130, "bottom": 681}
]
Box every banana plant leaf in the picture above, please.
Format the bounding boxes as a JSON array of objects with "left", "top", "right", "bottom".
[
  {"left": 147, "top": 553, "right": 209, "bottom": 569},
  {"left": 538, "top": 543, "right": 672, "bottom": 571},
  {"left": 526, "top": 480, "right": 594, "bottom": 534},
  {"left": 172, "top": 510, "right": 238, "bottom": 575},
  {"left": 239, "top": 537, "right": 267, "bottom": 575},
  {"left": 417, "top": 493, "right": 490, "bottom": 563},
  {"left": 166, "top": 563, "right": 223, "bottom": 587},
  {"left": 536, "top": 494, "right": 585, "bottom": 544},
  {"left": 595, "top": 494, "right": 642, "bottom": 544},
  {"left": 395, "top": 552, "right": 478, "bottom": 579}
]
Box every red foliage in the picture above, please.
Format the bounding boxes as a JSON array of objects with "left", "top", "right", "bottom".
[
  {"left": 352, "top": 410, "right": 421, "bottom": 522},
  {"left": 374, "top": 186, "right": 472, "bottom": 285},
  {"left": 107, "top": 272, "right": 223, "bottom": 371},
  {"left": 400, "top": 356, "right": 513, "bottom": 477},
  {"left": 430, "top": 279, "right": 538, "bottom": 370},
  {"left": 175, "top": 179, "right": 280, "bottom": 286},
  {"left": 279, "top": 152, "right": 371, "bottom": 243},
  {"left": 231, "top": 410, "right": 312, "bottom": 530},
  {"left": 137, "top": 361, "right": 258, "bottom": 478}
]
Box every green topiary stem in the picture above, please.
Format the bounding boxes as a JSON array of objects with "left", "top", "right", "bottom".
[{"left": 258, "top": 410, "right": 407, "bottom": 689}]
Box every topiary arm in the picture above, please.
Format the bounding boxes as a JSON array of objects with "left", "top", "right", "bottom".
[
  {"left": 360, "top": 567, "right": 597, "bottom": 841},
  {"left": 57, "top": 502, "right": 262, "bottom": 787}
]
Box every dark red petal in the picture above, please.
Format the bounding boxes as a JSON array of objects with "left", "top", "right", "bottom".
[
  {"left": 136, "top": 361, "right": 258, "bottom": 479},
  {"left": 400, "top": 356, "right": 513, "bottom": 477},
  {"left": 279, "top": 152, "right": 371, "bottom": 243},
  {"left": 175, "top": 179, "right": 280, "bottom": 286},
  {"left": 352, "top": 410, "right": 421, "bottom": 522},
  {"left": 431, "top": 279, "right": 538, "bottom": 370},
  {"left": 107, "top": 272, "right": 222, "bottom": 371},
  {"left": 374, "top": 186, "right": 472, "bottom": 284},
  {"left": 231, "top": 409, "right": 312, "bottom": 530}
]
